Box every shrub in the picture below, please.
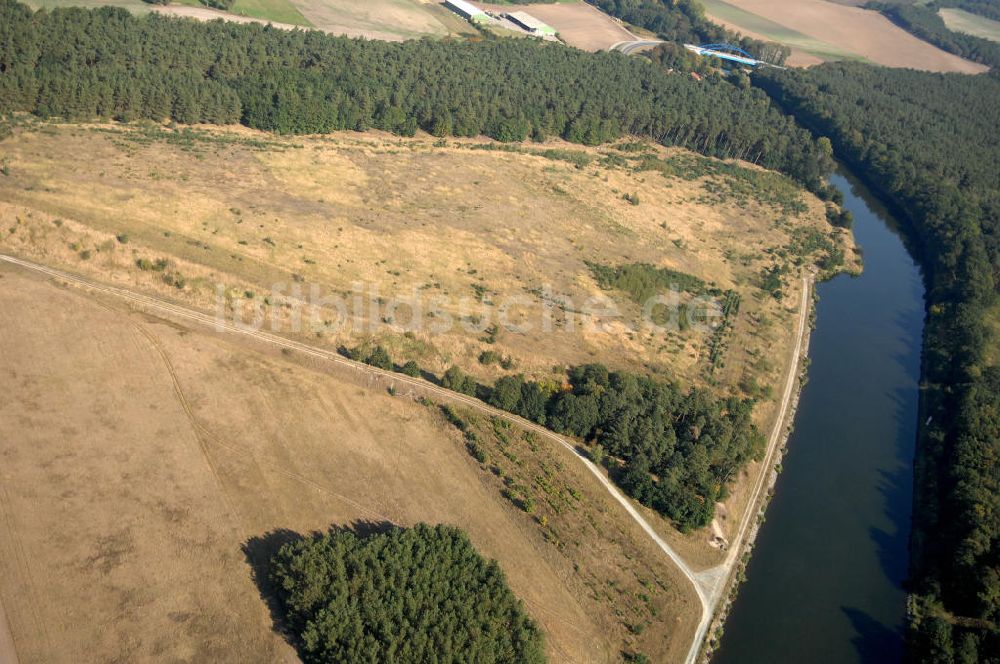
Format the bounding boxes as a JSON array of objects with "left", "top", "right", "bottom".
[
  {"left": 441, "top": 365, "right": 478, "bottom": 396},
  {"left": 347, "top": 343, "right": 393, "bottom": 370},
  {"left": 825, "top": 203, "right": 853, "bottom": 228},
  {"left": 136, "top": 257, "right": 168, "bottom": 271},
  {"left": 587, "top": 261, "right": 706, "bottom": 302},
  {"left": 479, "top": 350, "right": 502, "bottom": 366},
  {"left": 366, "top": 345, "right": 393, "bottom": 370},
  {"left": 465, "top": 432, "right": 488, "bottom": 463}
]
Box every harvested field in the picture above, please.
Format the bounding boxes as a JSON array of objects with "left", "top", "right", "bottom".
[
  {"left": 287, "top": 0, "right": 476, "bottom": 40},
  {"left": 701, "top": 0, "right": 988, "bottom": 72},
  {"left": 30, "top": 0, "right": 475, "bottom": 41},
  {"left": 0, "top": 265, "right": 699, "bottom": 663},
  {"left": 700, "top": 0, "right": 849, "bottom": 66},
  {"left": 480, "top": 1, "right": 637, "bottom": 51},
  {"left": 940, "top": 7, "right": 1000, "bottom": 42},
  {"left": 28, "top": 0, "right": 312, "bottom": 25}
]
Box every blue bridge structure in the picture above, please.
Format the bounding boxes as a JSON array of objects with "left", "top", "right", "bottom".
[{"left": 683, "top": 43, "right": 784, "bottom": 69}]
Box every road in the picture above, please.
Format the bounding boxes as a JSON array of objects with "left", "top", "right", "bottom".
[
  {"left": 610, "top": 39, "right": 664, "bottom": 55},
  {"left": 0, "top": 253, "right": 811, "bottom": 664}
]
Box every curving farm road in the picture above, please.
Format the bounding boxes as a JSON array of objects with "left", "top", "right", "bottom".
[
  {"left": 610, "top": 39, "right": 665, "bottom": 55},
  {"left": 0, "top": 253, "right": 810, "bottom": 664}
]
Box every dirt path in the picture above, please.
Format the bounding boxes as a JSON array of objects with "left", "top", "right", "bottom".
[{"left": 0, "top": 254, "right": 811, "bottom": 664}]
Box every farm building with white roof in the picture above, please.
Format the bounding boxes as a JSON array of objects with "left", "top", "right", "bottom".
[
  {"left": 505, "top": 11, "right": 557, "bottom": 36},
  {"left": 445, "top": 0, "right": 489, "bottom": 24}
]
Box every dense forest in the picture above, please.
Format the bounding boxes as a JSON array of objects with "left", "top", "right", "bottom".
[
  {"left": 268, "top": 523, "right": 545, "bottom": 663},
  {"left": 487, "top": 366, "right": 762, "bottom": 530},
  {"left": 755, "top": 62, "right": 1000, "bottom": 663},
  {"left": 538, "top": 365, "right": 762, "bottom": 531},
  {"left": 867, "top": 2, "right": 1000, "bottom": 69},
  {"left": 0, "top": 0, "right": 827, "bottom": 185}
]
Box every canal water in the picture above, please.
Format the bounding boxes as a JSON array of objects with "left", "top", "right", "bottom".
[{"left": 713, "top": 172, "right": 925, "bottom": 663}]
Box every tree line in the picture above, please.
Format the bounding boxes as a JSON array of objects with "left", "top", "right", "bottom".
[
  {"left": 754, "top": 61, "right": 1000, "bottom": 663},
  {"left": 269, "top": 523, "right": 546, "bottom": 663},
  {"left": 351, "top": 339, "right": 764, "bottom": 532},
  {"left": 0, "top": 0, "right": 830, "bottom": 188}
]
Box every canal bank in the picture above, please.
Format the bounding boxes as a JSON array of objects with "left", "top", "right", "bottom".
[{"left": 711, "top": 171, "right": 925, "bottom": 663}]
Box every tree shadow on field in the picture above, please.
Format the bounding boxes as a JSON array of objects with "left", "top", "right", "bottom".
[
  {"left": 242, "top": 528, "right": 303, "bottom": 644},
  {"left": 242, "top": 520, "right": 398, "bottom": 646}
]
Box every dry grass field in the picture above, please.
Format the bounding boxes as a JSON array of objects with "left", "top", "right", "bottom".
[
  {"left": 701, "top": 0, "right": 988, "bottom": 71},
  {"left": 480, "top": 1, "right": 637, "bottom": 50},
  {"left": 0, "top": 120, "right": 853, "bottom": 398},
  {"left": 0, "top": 264, "right": 700, "bottom": 663}
]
